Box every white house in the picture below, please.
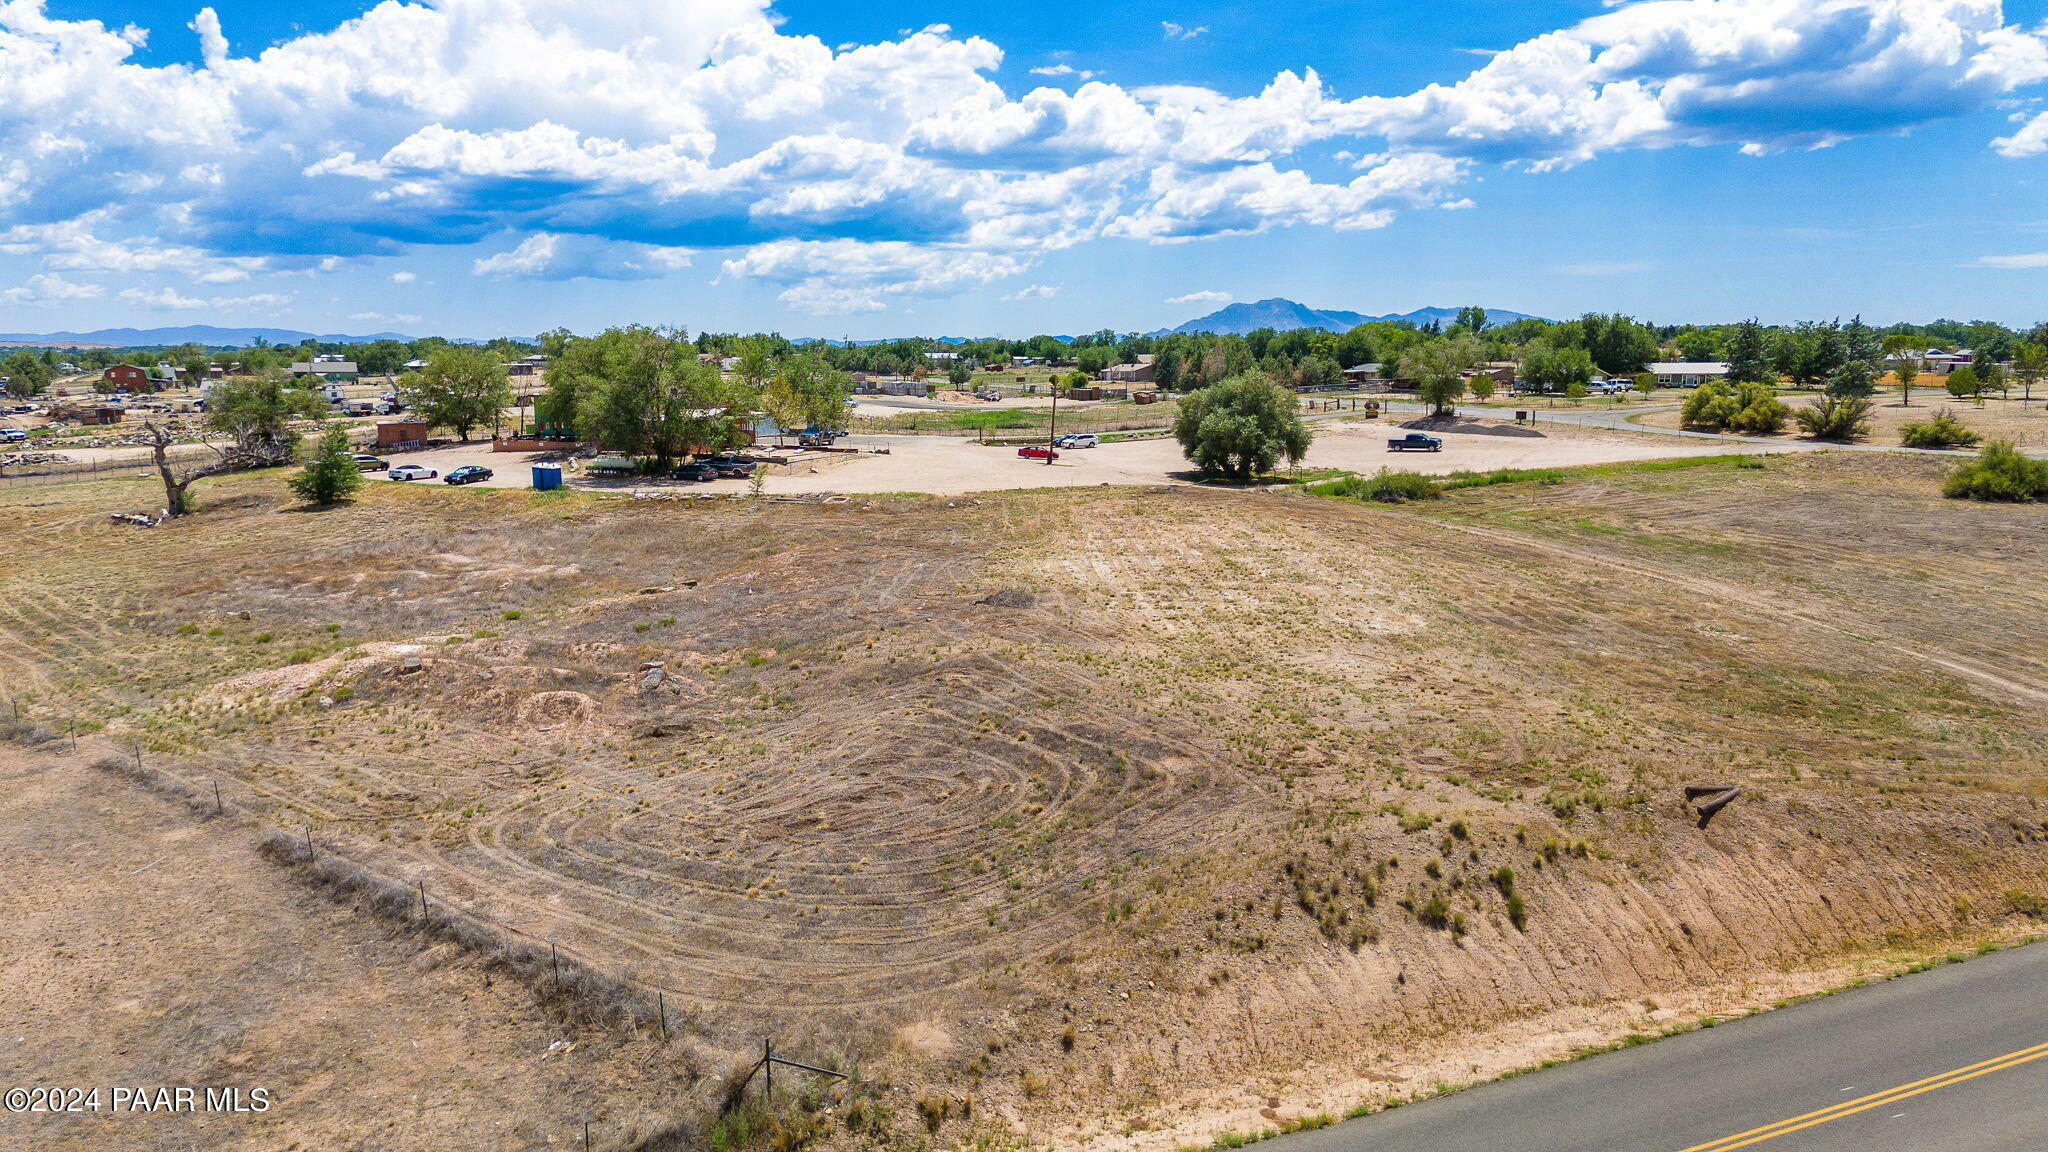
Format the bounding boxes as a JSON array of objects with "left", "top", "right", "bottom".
[
  {"left": 1645, "top": 361, "right": 1729, "bottom": 387},
  {"left": 1924, "top": 351, "right": 1973, "bottom": 376}
]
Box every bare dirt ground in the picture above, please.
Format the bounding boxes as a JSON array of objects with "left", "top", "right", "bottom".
[
  {"left": 1, "top": 453, "right": 2044, "bottom": 1150},
  {"left": 0, "top": 749, "right": 701, "bottom": 1152},
  {"left": 1636, "top": 392, "right": 2048, "bottom": 447},
  {"left": 464, "top": 419, "right": 1780, "bottom": 498}
]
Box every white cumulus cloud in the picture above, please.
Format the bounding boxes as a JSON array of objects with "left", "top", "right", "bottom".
[
  {"left": 1, "top": 272, "right": 104, "bottom": 305},
  {"left": 1993, "top": 109, "right": 2048, "bottom": 156},
  {"left": 0, "top": 0, "right": 2038, "bottom": 313},
  {"left": 1165, "top": 290, "right": 1232, "bottom": 305}
]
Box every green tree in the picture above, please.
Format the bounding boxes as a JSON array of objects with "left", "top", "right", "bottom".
[
  {"left": 733, "top": 339, "right": 774, "bottom": 393},
  {"left": 946, "top": 357, "right": 974, "bottom": 387},
  {"left": 761, "top": 353, "right": 852, "bottom": 437},
  {"left": 1296, "top": 355, "right": 1342, "bottom": 391},
  {"left": 2, "top": 349, "right": 54, "bottom": 398},
  {"left": 1631, "top": 373, "right": 1657, "bottom": 401},
  {"left": 398, "top": 347, "right": 512, "bottom": 441},
  {"left": 288, "top": 423, "right": 364, "bottom": 506},
  {"left": 206, "top": 373, "right": 325, "bottom": 458},
  {"left": 1563, "top": 378, "right": 1589, "bottom": 404},
  {"left": 1946, "top": 365, "right": 1983, "bottom": 404},
  {"left": 1724, "top": 319, "right": 1773, "bottom": 385},
  {"left": 2012, "top": 342, "right": 2046, "bottom": 403},
  {"left": 1402, "top": 335, "right": 1484, "bottom": 417},
  {"left": 1890, "top": 353, "right": 1924, "bottom": 406},
  {"left": 1171, "top": 372, "right": 1312, "bottom": 481},
  {"left": 1467, "top": 373, "right": 1497, "bottom": 402},
  {"left": 1825, "top": 358, "right": 1879, "bottom": 400},
  {"left": 1519, "top": 343, "right": 1595, "bottom": 400},
  {"left": 557, "top": 326, "right": 758, "bottom": 466}
]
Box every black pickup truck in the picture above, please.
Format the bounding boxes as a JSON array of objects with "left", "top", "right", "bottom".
[{"left": 1386, "top": 432, "right": 1444, "bottom": 452}]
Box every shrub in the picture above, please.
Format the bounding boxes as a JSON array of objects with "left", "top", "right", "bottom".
[
  {"left": 1900, "top": 409, "right": 1981, "bottom": 449},
  {"left": 1682, "top": 380, "right": 1786, "bottom": 433},
  {"left": 1943, "top": 440, "right": 2048, "bottom": 502},
  {"left": 502, "top": 609, "right": 523, "bottom": 620},
  {"left": 1315, "top": 468, "right": 1439, "bottom": 504},
  {"left": 288, "top": 423, "right": 364, "bottom": 506},
  {"left": 1795, "top": 395, "right": 1873, "bottom": 441},
  {"left": 2011, "top": 890, "right": 2048, "bottom": 920}
]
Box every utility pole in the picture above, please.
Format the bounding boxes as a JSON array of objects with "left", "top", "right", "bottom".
[{"left": 1046, "top": 377, "right": 1059, "bottom": 466}]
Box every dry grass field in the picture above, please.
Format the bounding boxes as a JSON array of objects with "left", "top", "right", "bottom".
[{"left": 2, "top": 453, "right": 2045, "bottom": 1151}]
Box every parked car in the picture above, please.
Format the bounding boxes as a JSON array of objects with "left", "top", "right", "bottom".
[
  {"left": 1386, "top": 433, "right": 1443, "bottom": 452},
  {"left": 350, "top": 453, "right": 389, "bottom": 471},
  {"left": 388, "top": 463, "right": 438, "bottom": 480},
  {"left": 0, "top": 428, "right": 27, "bottom": 443},
  {"left": 974, "top": 389, "right": 1002, "bottom": 402},
  {"left": 705, "top": 455, "right": 755, "bottom": 477},
  {"left": 669, "top": 463, "right": 719, "bottom": 482},
  {"left": 1017, "top": 445, "right": 1060, "bottom": 460},
  {"left": 444, "top": 465, "right": 493, "bottom": 485},
  {"left": 1054, "top": 433, "right": 1099, "bottom": 449}
]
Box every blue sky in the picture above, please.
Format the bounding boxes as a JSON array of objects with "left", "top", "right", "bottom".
[{"left": 4, "top": 0, "right": 2048, "bottom": 339}]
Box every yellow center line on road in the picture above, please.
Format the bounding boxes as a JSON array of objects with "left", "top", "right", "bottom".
[{"left": 1672, "top": 1039, "right": 2048, "bottom": 1152}]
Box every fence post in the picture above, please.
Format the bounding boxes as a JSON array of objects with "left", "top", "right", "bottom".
[
  {"left": 417, "top": 879, "right": 427, "bottom": 924},
  {"left": 304, "top": 823, "right": 314, "bottom": 862},
  {"left": 213, "top": 777, "right": 223, "bottom": 816},
  {"left": 658, "top": 992, "right": 667, "bottom": 1043},
  {"left": 764, "top": 1038, "right": 773, "bottom": 1101},
  {"left": 550, "top": 940, "right": 559, "bottom": 979}
]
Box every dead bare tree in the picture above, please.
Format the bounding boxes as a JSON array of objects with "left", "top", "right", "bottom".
[{"left": 144, "top": 421, "right": 295, "bottom": 517}]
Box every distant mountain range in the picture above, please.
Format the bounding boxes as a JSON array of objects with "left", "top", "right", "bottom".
[
  {"left": 1151, "top": 298, "right": 1542, "bottom": 337},
  {"left": 0, "top": 302, "right": 1540, "bottom": 350},
  {"left": 0, "top": 324, "right": 419, "bottom": 349}
]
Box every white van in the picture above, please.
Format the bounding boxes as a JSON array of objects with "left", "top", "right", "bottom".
[{"left": 1054, "top": 433, "right": 1099, "bottom": 449}]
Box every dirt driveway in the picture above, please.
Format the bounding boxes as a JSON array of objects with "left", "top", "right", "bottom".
[{"left": 738, "top": 419, "right": 1789, "bottom": 496}]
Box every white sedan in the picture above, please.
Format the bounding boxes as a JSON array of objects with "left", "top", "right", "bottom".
[{"left": 388, "top": 463, "right": 439, "bottom": 481}]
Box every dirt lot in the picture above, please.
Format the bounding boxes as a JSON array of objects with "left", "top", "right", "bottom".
[
  {"left": 384, "top": 418, "right": 1788, "bottom": 497},
  {"left": 2, "top": 454, "right": 2044, "bottom": 1150},
  {"left": 1635, "top": 393, "right": 2048, "bottom": 447}
]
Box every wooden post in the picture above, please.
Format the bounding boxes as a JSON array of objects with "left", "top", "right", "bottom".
[
  {"left": 304, "top": 823, "right": 314, "bottom": 862},
  {"left": 657, "top": 992, "right": 667, "bottom": 1043},
  {"left": 764, "top": 1038, "right": 773, "bottom": 1101},
  {"left": 582, "top": 1111, "right": 590, "bottom": 1151},
  {"left": 213, "top": 778, "right": 223, "bottom": 815},
  {"left": 550, "top": 941, "right": 559, "bottom": 979},
  {"left": 417, "top": 879, "right": 427, "bottom": 924}
]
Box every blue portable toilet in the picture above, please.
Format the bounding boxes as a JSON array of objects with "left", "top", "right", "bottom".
[{"left": 531, "top": 462, "right": 563, "bottom": 491}]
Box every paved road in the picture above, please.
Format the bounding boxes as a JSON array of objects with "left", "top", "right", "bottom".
[{"left": 1274, "top": 940, "right": 2048, "bottom": 1152}]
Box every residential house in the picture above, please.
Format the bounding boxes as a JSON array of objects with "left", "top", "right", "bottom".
[
  {"left": 1102, "top": 354, "right": 1156, "bottom": 384},
  {"left": 1644, "top": 362, "right": 1729, "bottom": 388},
  {"left": 1924, "top": 351, "right": 1973, "bottom": 377},
  {"left": 291, "top": 356, "right": 359, "bottom": 382},
  {"left": 101, "top": 364, "right": 151, "bottom": 390}
]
